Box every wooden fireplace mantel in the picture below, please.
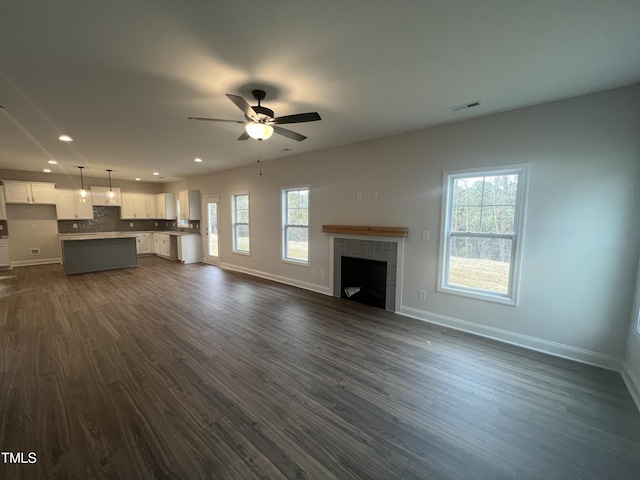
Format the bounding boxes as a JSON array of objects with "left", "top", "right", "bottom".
[{"left": 322, "top": 225, "right": 409, "bottom": 238}]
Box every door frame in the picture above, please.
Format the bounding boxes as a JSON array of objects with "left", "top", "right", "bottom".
[{"left": 203, "top": 195, "right": 221, "bottom": 265}]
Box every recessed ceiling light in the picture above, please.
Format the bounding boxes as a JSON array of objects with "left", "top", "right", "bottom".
[
  {"left": 135, "top": 177, "right": 141, "bottom": 181},
  {"left": 194, "top": 157, "right": 203, "bottom": 163},
  {"left": 58, "top": 135, "right": 73, "bottom": 142},
  {"left": 153, "top": 172, "right": 159, "bottom": 176},
  {"left": 48, "top": 159, "right": 57, "bottom": 164},
  {"left": 43, "top": 168, "right": 51, "bottom": 173}
]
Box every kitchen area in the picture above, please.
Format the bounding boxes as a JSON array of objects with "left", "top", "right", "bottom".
[{"left": 0, "top": 178, "right": 202, "bottom": 274}]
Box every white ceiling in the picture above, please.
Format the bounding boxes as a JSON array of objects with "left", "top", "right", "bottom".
[{"left": 1, "top": 1, "right": 639, "bottom": 183}]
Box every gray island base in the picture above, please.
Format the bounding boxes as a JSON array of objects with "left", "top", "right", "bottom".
[{"left": 61, "top": 237, "right": 138, "bottom": 275}]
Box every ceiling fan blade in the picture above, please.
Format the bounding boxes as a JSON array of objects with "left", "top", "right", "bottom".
[
  {"left": 188, "top": 117, "right": 244, "bottom": 124},
  {"left": 226, "top": 94, "right": 260, "bottom": 121},
  {"left": 274, "top": 126, "right": 307, "bottom": 141},
  {"left": 272, "top": 112, "right": 321, "bottom": 125},
  {"left": 237, "top": 131, "right": 250, "bottom": 141}
]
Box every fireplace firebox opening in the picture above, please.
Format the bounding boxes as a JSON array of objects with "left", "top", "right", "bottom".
[{"left": 340, "top": 256, "right": 387, "bottom": 309}]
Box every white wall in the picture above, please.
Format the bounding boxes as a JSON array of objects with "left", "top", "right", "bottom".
[{"left": 171, "top": 85, "right": 640, "bottom": 369}]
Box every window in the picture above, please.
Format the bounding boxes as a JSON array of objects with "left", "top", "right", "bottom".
[
  {"left": 232, "top": 192, "right": 250, "bottom": 254},
  {"left": 439, "top": 165, "right": 529, "bottom": 305},
  {"left": 282, "top": 186, "right": 309, "bottom": 264}
]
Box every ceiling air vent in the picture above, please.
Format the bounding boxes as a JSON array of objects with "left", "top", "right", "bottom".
[{"left": 451, "top": 100, "right": 481, "bottom": 112}]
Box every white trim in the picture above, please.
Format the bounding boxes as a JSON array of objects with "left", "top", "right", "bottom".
[
  {"left": 438, "top": 163, "right": 530, "bottom": 306},
  {"left": 12, "top": 258, "right": 61, "bottom": 267},
  {"left": 220, "top": 262, "right": 331, "bottom": 296},
  {"left": 622, "top": 361, "right": 640, "bottom": 412},
  {"left": 399, "top": 305, "right": 622, "bottom": 371},
  {"left": 328, "top": 233, "right": 405, "bottom": 314}
]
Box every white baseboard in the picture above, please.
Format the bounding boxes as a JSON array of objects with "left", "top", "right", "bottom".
[
  {"left": 622, "top": 361, "right": 640, "bottom": 412},
  {"left": 220, "top": 262, "right": 331, "bottom": 296},
  {"left": 400, "top": 306, "right": 623, "bottom": 371},
  {"left": 12, "top": 258, "right": 61, "bottom": 268}
]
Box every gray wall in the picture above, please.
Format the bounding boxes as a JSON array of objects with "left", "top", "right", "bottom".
[{"left": 173, "top": 85, "right": 640, "bottom": 369}]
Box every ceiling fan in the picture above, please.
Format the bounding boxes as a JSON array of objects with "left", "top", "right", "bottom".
[{"left": 188, "top": 89, "right": 321, "bottom": 141}]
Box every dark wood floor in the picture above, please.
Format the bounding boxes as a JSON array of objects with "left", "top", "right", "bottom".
[{"left": 1, "top": 257, "right": 639, "bottom": 479}]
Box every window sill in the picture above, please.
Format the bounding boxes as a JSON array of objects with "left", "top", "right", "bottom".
[
  {"left": 232, "top": 250, "right": 251, "bottom": 257},
  {"left": 281, "top": 258, "right": 309, "bottom": 267},
  {"left": 437, "top": 285, "right": 517, "bottom": 306}
]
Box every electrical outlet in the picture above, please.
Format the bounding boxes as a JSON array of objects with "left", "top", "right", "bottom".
[
  {"left": 372, "top": 191, "right": 379, "bottom": 199},
  {"left": 422, "top": 230, "right": 430, "bottom": 241},
  {"left": 419, "top": 290, "right": 426, "bottom": 300},
  {"left": 73, "top": 223, "right": 78, "bottom": 229},
  {"left": 154, "top": 222, "right": 158, "bottom": 226},
  {"left": 130, "top": 223, "right": 134, "bottom": 227},
  {"left": 0, "top": 224, "right": 3, "bottom": 230},
  {"left": 320, "top": 270, "right": 325, "bottom": 278},
  {"left": 356, "top": 192, "right": 362, "bottom": 200},
  {"left": 310, "top": 268, "right": 315, "bottom": 276}
]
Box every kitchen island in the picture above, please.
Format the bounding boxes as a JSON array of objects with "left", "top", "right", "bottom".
[{"left": 60, "top": 234, "right": 137, "bottom": 275}]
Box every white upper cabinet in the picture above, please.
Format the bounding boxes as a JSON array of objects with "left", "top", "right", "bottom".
[
  {"left": 178, "top": 190, "right": 201, "bottom": 220},
  {"left": 156, "top": 193, "right": 176, "bottom": 220},
  {"left": 56, "top": 189, "right": 94, "bottom": 220},
  {"left": 3, "top": 181, "right": 56, "bottom": 204},
  {"left": 121, "top": 193, "right": 147, "bottom": 219},
  {"left": 145, "top": 194, "right": 157, "bottom": 219},
  {"left": 91, "top": 186, "right": 122, "bottom": 206}
]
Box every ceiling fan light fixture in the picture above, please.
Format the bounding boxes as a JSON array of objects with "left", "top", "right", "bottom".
[{"left": 245, "top": 122, "right": 273, "bottom": 141}]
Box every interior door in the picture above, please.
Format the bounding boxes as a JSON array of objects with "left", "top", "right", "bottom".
[{"left": 204, "top": 195, "right": 220, "bottom": 264}]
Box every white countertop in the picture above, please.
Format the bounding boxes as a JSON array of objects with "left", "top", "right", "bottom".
[{"left": 58, "top": 231, "right": 200, "bottom": 240}]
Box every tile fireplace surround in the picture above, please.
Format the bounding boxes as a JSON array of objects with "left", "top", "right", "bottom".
[{"left": 329, "top": 233, "right": 405, "bottom": 313}]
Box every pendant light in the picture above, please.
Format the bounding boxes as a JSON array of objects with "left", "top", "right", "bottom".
[
  {"left": 106, "top": 169, "right": 115, "bottom": 204},
  {"left": 78, "top": 166, "right": 87, "bottom": 203}
]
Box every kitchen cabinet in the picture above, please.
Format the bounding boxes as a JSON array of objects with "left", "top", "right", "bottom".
[
  {"left": 0, "top": 239, "right": 10, "bottom": 269},
  {"left": 154, "top": 233, "right": 172, "bottom": 258},
  {"left": 56, "top": 189, "right": 94, "bottom": 220},
  {"left": 0, "top": 186, "right": 6, "bottom": 220},
  {"left": 121, "top": 193, "right": 147, "bottom": 219},
  {"left": 91, "top": 186, "right": 122, "bottom": 206},
  {"left": 145, "top": 195, "right": 157, "bottom": 219},
  {"left": 176, "top": 234, "right": 202, "bottom": 264},
  {"left": 134, "top": 233, "right": 152, "bottom": 255},
  {"left": 155, "top": 193, "right": 176, "bottom": 220},
  {"left": 3, "top": 180, "right": 56, "bottom": 204},
  {"left": 178, "top": 190, "right": 201, "bottom": 221}
]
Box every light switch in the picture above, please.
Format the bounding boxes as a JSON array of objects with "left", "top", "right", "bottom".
[
  {"left": 422, "top": 230, "right": 430, "bottom": 241},
  {"left": 356, "top": 192, "right": 362, "bottom": 200}
]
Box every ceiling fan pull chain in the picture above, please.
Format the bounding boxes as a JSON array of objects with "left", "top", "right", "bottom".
[{"left": 257, "top": 143, "right": 262, "bottom": 176}]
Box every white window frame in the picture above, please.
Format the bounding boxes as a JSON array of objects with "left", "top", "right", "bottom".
[
  {"left": 438, "top": 164, "right": 529, "bottom": 306},
  {"left": 281, "top": 185, "right": 310, "bottom": 266},
  {"left": 231, "top": 191, "right": 250, "bottom": 255}
]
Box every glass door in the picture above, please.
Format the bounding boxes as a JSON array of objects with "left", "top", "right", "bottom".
[{"left": 204, "top": 195, "right": 220, "bottom": 264}]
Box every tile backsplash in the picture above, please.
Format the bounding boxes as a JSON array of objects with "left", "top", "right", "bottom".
[{"left": 57, "top": 206, "right": 200, "bottom": 234}]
